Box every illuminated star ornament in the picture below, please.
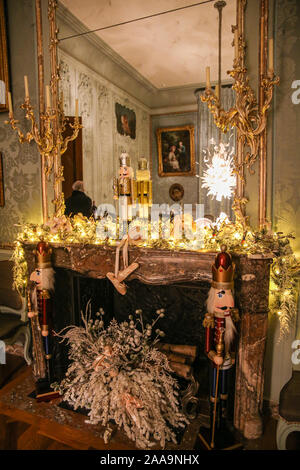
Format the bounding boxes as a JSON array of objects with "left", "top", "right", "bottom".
[{"left": 201, "top": 142, "right": 236, "bottom": 201}]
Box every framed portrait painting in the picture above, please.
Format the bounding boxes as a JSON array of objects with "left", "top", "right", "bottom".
[
  {"left": 157, "top": 125, "right": 195, "bottom": 177},
  {"left": 0, "top": 0, "right": 9, "bottom": 113},
  {"left": 115, "top": 102, "right": 136, "bottom": 139}
]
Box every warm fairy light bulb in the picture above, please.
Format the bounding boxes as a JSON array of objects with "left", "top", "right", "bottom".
[{"left": 234, "top": 232, "right": 242, "bottom": 240}]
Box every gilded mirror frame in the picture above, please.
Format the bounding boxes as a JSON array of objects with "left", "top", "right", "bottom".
[{"left": 39, "top": 0, "right": 273, "bottom": 229}]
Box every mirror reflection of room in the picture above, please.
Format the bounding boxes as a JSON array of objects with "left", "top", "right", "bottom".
[{"left": 57, "top": 0, "right": 237, "bottom": 223}]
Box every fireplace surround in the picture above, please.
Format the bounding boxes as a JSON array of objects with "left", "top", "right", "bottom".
[{"left": 24, "top": 243, "right": 272, "bottom": 440}]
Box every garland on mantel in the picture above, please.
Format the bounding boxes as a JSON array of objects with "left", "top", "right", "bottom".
[{"left": 12, "top": 215, "right": 300, "bottom": 339}]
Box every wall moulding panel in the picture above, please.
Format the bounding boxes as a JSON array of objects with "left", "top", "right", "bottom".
[{"left": 59, "top": 49, "right": 150, "bottom": 207}]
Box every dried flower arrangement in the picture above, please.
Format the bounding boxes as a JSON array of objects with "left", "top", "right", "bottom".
[{"left": 52, "top": 303, "right": 188, "bottom": 449}]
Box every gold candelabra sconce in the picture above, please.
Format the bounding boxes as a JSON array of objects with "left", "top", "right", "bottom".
[
  {"left": 201, "top": 32, "right": 279, "bottom": 176},
  {"left": 200, "top": 0, "right": 279, "bottom": 228},
  {"left": 5, "top": 0, "right": 82, "bottom": 222},
  {"left": 5, "top": 79, "right": 82, "bottom": 220}
]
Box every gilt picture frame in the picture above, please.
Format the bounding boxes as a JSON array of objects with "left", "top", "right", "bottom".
[
  {"left": 0, "top": 0, "right": 9, "bottom": 113},
  {"left": 157, "top": 125, "right": 195, "bottom": 177}
]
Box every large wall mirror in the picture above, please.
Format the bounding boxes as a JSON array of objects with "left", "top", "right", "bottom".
[{"left": 56, "top": 0, "right": 238, "bottom": 222}]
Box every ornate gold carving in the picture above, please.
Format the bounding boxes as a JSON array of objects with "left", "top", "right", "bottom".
[
  {"left": 201, "top": 0, "right": 279, "bottom": 228},
  {"left": 201, "top": 59, "right": 279, "bottom": 177},
  {"left": 203, "top": 313, "right": 215, "bottom": 329},
  {"left": 5, "top": 0, "right": 82, "bottom": 219},
  {"left": 232, "top": 196, "right": 249, "bottom": 231}
]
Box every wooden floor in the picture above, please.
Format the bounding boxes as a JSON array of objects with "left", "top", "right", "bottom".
[
  {"left": 0, "top": 356, "right": 73, "bottom": 450},
  {"left": 0, "top": 354, "right": 293, "bottom": 451}
]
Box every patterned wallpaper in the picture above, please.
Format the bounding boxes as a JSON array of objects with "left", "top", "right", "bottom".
[
  {"left": 0, "top": 106, "right": 42, "bottom": 243},
  {"left": 59, "top": 50, "right": 150, "bottom": 207},
  {"left": 273, "top": 0, "right": 300, "bottom": 256}
]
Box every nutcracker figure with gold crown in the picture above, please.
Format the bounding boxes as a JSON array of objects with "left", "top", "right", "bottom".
[
  {"left": 113, "top": 152, "right": 136, "bottom": 235},
  {"left": 28, "top": 241, "right": 59, "bottom": 400},
  {"left": 201, "top": 244, "right": 240, "bottom": 449},
  {"left": 135, "top": 157, "right": 152, "bottom": 220}
]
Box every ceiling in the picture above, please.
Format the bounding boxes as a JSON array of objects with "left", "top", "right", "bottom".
[{"left": 60, "top": 0, "right": 236, "bottom": 89}]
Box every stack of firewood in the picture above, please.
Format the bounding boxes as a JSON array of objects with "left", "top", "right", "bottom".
[{"left": 157, "top": 343, "right": 197, "bottom": 380}]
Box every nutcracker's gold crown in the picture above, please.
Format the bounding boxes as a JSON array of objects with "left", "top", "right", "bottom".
[
  {"left": 212, "top": 244, "right": 235, "bottom": 289},
  {"left": 34, "top": 241, "right": 52, "bottom": 269}
]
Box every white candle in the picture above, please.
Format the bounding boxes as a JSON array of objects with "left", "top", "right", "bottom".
[
  {"left": 8, "top": 91, "right": 13, "bottom": 116},
  {"left": 268, "top": 38, "right": 274, "bottom": 73},
  {"left": 24, "top": 75, "right": 29, "bottom": 99},
  {"left": 75, "top": 98, "right": 79, "bottom": 118},
  {"left": 206, "top": 66, "right": 211, "bottom": 89},
  {"left": 46, "top": 85, "right": 51, "bottom": 109}
]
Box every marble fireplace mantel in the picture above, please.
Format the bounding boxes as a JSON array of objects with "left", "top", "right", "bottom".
[{"left": 24, "top": 243, "right": 273, "bottom": 440}]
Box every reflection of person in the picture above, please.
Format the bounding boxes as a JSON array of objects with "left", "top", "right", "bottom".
[
  {"left": 65, "top": 180, "right": 93, "bottom": 218},
  {"left": 203, "top": 245, "right": 239, "bottom": 438},
  {"left": 178, "top": 141, "right": 186, "bottom": 171},
  {"left": 168, "top": 145, "right": 180, "bottom": 170}
]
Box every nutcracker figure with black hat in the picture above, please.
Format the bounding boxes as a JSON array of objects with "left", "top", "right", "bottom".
[
  {"left": 199, "top": 245, "right": 241, "bottom": 450},
  {"left": 28, "top": 241, "right": 59, "bottom": 401}
]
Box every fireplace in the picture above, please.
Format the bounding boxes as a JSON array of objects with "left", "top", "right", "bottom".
[{"left": 24, "top": 243, "right": 272, "bottom": 440}]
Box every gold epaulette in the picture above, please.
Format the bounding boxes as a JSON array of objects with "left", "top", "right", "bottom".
[
  {"left": 230, "top": 308, "right": 240, "bottom": 323},
  {"left": 203, "top": 313, "right": 214, "bottom": 328},
  {"left": 40, "top": 289, "right": 51, "bottom": 300}
]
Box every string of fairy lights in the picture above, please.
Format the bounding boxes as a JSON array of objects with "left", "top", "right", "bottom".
[{"left": 11, "top": 214, "right": 300, "bottom": 340}]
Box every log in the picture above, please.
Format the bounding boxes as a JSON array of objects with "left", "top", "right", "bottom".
[
  {"left": 169, "top": 361, "right": 192, "bottom": 380},
  {"left": 163, "top": 352, "right": 189, "bottom": 364}
]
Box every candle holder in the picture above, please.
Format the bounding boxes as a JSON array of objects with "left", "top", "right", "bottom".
[
  {"left": 5, "top": 0, "right": 82, "bottom": 219},
  {"left": 5, "top": 94, "right": 82, "bottom": 217},
  {"left": 201, "top": 74, "right": 279, "bottom": 177},
  {"left": 200, "top": 0, "right": 279, "bottom": 229},
  {"left": 201, "top": 36, "right": 279, "bottom": 177}
]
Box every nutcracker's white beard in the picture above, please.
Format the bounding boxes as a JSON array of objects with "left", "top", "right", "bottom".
[
  {"left": 206, "top": 286, "right": 236, "bottom": 352},
  {"left": 223, "top": 314, "right": 236, "bottom": 352},
  {"left": 41, "top": 267, "right": 55, "bottom": 291}
]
